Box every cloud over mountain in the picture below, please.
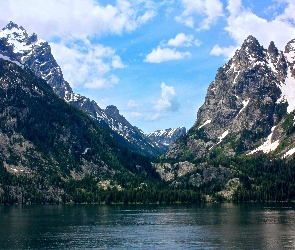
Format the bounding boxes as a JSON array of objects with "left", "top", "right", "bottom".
[
  {"left": 50, "top": 40, "right": 124, "bottom": 89},
  {"left": 210, "top": 0, "right": 295, "bottom": 58},
  {"left": 0, "top": 0, "right": 157, "bottom": 38}
]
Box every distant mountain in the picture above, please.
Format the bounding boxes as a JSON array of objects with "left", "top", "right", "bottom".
[
  {"left": 154, "top": 35, "right": 295, "bottom": 201},
  {"left": 0, "top": 21, "right": 163, "bottom": 157},
  {"left": 147, "top": 127, "right": 186, "bottom": 152}
]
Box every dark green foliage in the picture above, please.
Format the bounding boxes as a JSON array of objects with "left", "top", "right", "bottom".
[
  {"left": 186, "top": 127, "right": 211, "bottom": 143},
  {"left": 282, "top": 111, "right": 295, "bottom": 135},
  {"left": 232, "top": 155, "right": 295, "bottom": 202},
  {"left": 275, "top": 102, "right": 288, "bottom": 122}
]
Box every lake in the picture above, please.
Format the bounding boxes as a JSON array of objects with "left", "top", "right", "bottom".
[{"left": 1, "top": 203, "right": 295, "bottom": 249}]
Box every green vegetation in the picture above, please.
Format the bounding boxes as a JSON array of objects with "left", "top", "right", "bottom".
[
  {"left": 232, "top": 155, "right": 295, "bottom": 202},
  {"left": 1, "top": 58, "right": 295, "bottom": 205}
]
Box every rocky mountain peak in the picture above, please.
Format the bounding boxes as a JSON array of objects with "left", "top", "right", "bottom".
[
  {"left": 230, "top": 35, "right": 266, "bottom": 69},
  {"left": 164, "top": 34, "right": 295, "bottom": 162},
  {"left": 284, "top": 38, "right": 295, "bottom": 54},
  {"left": 4, "top": 22, "right": 38, "bottom": 45},
  {"left": 241, "top": 35, "right": 261, "bottom": 51},
  {"left": 4, "top": 21, "right": 19, "bottom": 30},
  {"left": 104, "top": 105, "right": 132, "bottom": 128},
  {"left": 105, "top": 105, "right": 119, "bottom": 116},
  {"left": 284, "top": 39, "right": 295, "bottom": 77},
  {"left": 1, "top": 21, "right": 29, "bottom": 43},
  {"left": 268, "top": 41, "right": 279, "bottom": 61}
]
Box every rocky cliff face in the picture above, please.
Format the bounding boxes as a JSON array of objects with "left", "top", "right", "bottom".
[
  {"left": 165, "top": 35, "right": 295, "bottom": 161},
  {"left": 0, "top": 21, "right": 163, "bottom": 157}
]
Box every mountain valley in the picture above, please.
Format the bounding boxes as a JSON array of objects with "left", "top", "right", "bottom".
[{"left": 1, "top": 21, "right": 295, "bottom": 204}]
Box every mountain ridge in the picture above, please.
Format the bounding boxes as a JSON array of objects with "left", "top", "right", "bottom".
[{"left": 0, "top": 21, "right": 183, "bottom": 157}]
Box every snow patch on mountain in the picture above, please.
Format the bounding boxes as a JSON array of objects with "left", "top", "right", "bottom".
[
  {"left": 218, "top": 130, "right": 229, "bottom": 143},
  {"left": 276, "top": 69, "right": 295, "bottom": 113},
  {"left": 248, "top": 126, "right": 279, "bottom": 154},
  {"left": 283, "top": 147, "right": 295, "bottom": 158},
  {"left": 238, "top": 99, "right": 249, "bottom": 114},
  {"left": 198, "top": 120, "right": 211, "bottom": 129},
  {"left": 0, "top": 22, "right": 45, "bottom": 55},
  {"left": 0, "top": 54, "right": 23, "bottom": 68}
]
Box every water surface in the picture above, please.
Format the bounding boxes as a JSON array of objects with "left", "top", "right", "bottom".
[{"left": 1, "top": 203, "right": 295, "bottom": 249}]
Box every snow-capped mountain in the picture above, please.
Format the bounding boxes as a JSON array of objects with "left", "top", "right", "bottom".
[
  {"left": 147, "top": 127, "right": 186, "bottom": 151},
  {"left": 0, "top": 21, "right": 163, "bottom": 157},
  {"left": 164, "top": 35, "right": 295, "bottom": 161}
]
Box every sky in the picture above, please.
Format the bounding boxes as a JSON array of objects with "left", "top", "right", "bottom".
[{"left": 1, "top": 0, "right": 295, "bottom": 133}]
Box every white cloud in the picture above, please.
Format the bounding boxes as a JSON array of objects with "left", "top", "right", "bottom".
[
  {"left": 175, "top": 16, "right": 194, "bottom": 28},
  {"left": 97, "top": 98, "right": 110, "bottom": 108},
  {"left": 145, "top": 82, "right": 180, "bottom": 121},
  {"left": 84, "top": 75, "right": 120, "bottom": 89},
  {"left": 146, "top": 113, "right": 160, "bottom": 121},
  {"left": 154, "top": 82, "right": 179, "bottom": 112},
  {"left": 167, "top": 33, "right": 194, "bottom": 47},
  {"left": 112, "top": 55, "right": 125, "bottom": 69},
  {"left": 227, "top": 0, "right": 242, "bottom": 19},
  {"left": 275, "top": 1, "right": 295, "bottom": 28},
  {"left": 194, "top": 39, "right": 202, "bottom": 47},
  {"left": 145, "top": 32, "right": 198, "bottom": 63},
  {"left": 226, "top": 2, "right": 295, "bottom": 49},
  {"left": 127, "top": 100, "right": 141, "bottom": 108},
  {"left": 145, "top": 47, "right": 191, "bottom": 63},
  {"left": 130, "top": 112, "right": 143, "bottom": 118},
  {"left": 50, "top": 40, "right": 124, "bottom": 89},
  {"left": 176, "top": 0, "right": 224, "bottom": 30},
  {"left": 210, "top": 45, "right": 237, "bottom": 59},
  {"left": 0, "top": 0, "right": 157, "bottom": 39}
]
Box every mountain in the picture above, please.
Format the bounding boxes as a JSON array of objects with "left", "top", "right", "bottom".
[
  {"left": 2, "top": 21, "right": 295, "bottom": 203},
  {"left": 153, "top": 35, "right": 295, "bottom": 201},
  {"left": 147, "top": 127, "right": 186, "bottom": 152},
  {"left": 0, "top": 21, "right": 164, "bottom": 157},
  {"left": 0, "top": 58, "right": 165, "bottom": 204},
  {"left": 165, "top": 35, "right": 295, "bottom": 161}
]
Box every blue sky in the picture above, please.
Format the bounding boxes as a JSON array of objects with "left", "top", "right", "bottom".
[{"left": 1, "top": 0, "right": 295, "bottom": 133}]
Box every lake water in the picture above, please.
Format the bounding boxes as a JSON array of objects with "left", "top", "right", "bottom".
[{"left": 1, "top": 203, "right": 295, "bottom": 249}]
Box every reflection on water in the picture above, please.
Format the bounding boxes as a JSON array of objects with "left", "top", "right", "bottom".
[{"left": 0, "top": 203, "right": 295, "bottom": 249}]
